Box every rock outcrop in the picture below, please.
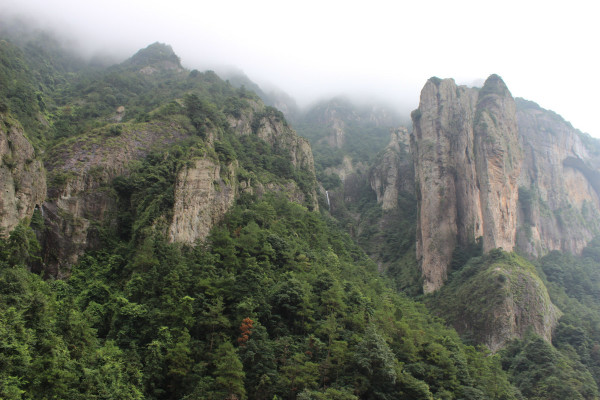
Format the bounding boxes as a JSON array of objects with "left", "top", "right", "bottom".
[
  {"left": 0, "top": 113, "right": 46, "bottom": 235},
  {"left": 168, "top": 159, "right": 238, "bottom": 244},
  {"left": 254, "top": 110, "right": 316, "bottom": 173},
  {"left": 41, "top": 121, "right": 190, "bottom": 276},
  {"left": 370, "top": 127, "right": 412, "bottom": 210},
  {"left": 474, "top": 75, "right": 522, "bottom": 252},
  {"left": 41, "top": 101, "right": 318, "bottom": 276},
  {"left": 252, "top": 108, "right": 318, "bottom": 210},
  {"left": 411, "top": 75, "right": 521, "bottom": 293},
  {"left": 516, "top": 99, "right": 600, "bottom": 256}
]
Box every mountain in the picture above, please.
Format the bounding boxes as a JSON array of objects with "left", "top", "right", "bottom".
[
  {"left": 36, "top": 42, "right": 316, "bottom": 277},
  {"left": 0, "top": 111, "right": 46, "bottom": 234},
  {"left": 516, "top": 98, "right": 600, "bottom": 256},
  {"left": 299, "top": 72, "right": 600, "bottom": 396},
  {"left": 0, "top": 31, "right": 526, "bottom": 399},
  {"left": 3, "top": 23, "right": 600, "bottom": 399},
  {"left": 412, "top": 75, "right": 522, "bottom": 293}
]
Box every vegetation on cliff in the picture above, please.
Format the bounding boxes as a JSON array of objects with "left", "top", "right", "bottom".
[
  {"left": 1, "top": 194, "right": 521, "bottom": 399},
  {"left": 5, "top": 24, "right": 600, "bottom": 400}
]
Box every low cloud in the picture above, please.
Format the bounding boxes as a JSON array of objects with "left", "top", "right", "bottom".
[{"left": 1, "top": 0, "right": 598, "bottom": 135}]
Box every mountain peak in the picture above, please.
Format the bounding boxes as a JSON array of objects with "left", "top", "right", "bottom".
[
  {"left": 479, "top": 74, "right": 511, "bottom": 98},
  {"left": 125, "top": 42, "right": 182, "bottom": 71}
]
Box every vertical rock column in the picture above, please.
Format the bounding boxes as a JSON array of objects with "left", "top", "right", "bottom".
[
  {"left": 411, "top": 78, "right": 482, "bottom": 293},
  {"left": 474, "top": 75, "right": 522, "bottom": 252},
  {"left": 411, "top": 75, "right": 521, "bottom": 292}
]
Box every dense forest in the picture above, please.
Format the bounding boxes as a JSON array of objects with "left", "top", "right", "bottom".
[{"left": 2, "top": 23, "right": 600, "bottom": 400}]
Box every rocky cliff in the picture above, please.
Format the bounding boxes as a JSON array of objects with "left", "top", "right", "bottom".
[
  {"left": 40, "top": 100, "right": 317, "bottom": 276},
  {"left": 411, "top": 75, "right": 522, "bottom": 293},
  {"left": 411, "top": 74, "right": 600, "bottom": 293},
  {"left": 255, "top": 111, "right": 315, "bottom": 172},
  {"left": 410, "top": 74, "right": 600, "bottom": 347},
  {"left": 0, "top": 112, "right": 46, "bottom": 235},
  {"left": 474, "top": 76, "right": 522, "bottom": 252},
  {"left": 41, "top": 120, "right": 190, "bottom": 276},
  {"left": 370, "top": 127, "right": 412, "bottom": 211},
  {"left": 168, "top": 158, "right": 238, "bottom": 244},
  {"left": 516, "top": 99, "right": 600, "bottom": 256}
]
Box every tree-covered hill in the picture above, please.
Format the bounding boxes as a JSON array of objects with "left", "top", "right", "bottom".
[
  {"left": 4, "top": 22, "right": 600, "bottom": 400},
  {"left": 1, "top": 192, "right": 522, "bottom": 399},
  {"left": 0, "top": 27, "right": 520, "bottom": 399}
]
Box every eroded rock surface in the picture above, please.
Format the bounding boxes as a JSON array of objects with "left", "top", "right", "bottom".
[
  {"left": 0, "top": 113, "right": 46, "bottom": 235},
  {"left": 412, "top": 75, "right": 521, "bottom": 292}
]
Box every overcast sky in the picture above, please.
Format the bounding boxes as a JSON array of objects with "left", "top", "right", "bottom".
[{"left": 2, "top": 0, "right": 599, "bottom": 136}]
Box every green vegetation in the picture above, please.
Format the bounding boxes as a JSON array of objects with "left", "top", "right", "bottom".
[
  {"left": 0, "top": 29, "right": 520, "bottom": 395},
  {"left": 501, "top": 333, "right": 598, "bottom": 399},
  {"left": 428, "top": 251, "right": 554, "bottom": 345},
  {"left": 534, "top": 240, "right": 600, "bottom": 392},
  {"left": 7, "top": 23, "right": 600, "bottom": 400},
  {"left": 1, "top": 194, "right": 522, "bottom": 399},
  {"left": 295, "top": 98, "right": 399, "bottom": 169},
  {"left": 0, "top": 39, "right": 50, "bottom": 146},
  {"left": 427, "top": 244, "right": 600, "bottom": 399}
]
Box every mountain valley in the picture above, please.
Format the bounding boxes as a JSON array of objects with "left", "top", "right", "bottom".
[{"left": 3, "top": 25, "right": 600, "bottom": 399}]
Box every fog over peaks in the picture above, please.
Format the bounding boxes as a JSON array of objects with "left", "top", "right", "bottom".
[{"left": 1, "top": 0, "right": 599, "bottom": 136}]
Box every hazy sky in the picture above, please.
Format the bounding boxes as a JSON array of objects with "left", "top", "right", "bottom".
[{"left": 2, "top": 0, "right": 599, "bottom": 136}]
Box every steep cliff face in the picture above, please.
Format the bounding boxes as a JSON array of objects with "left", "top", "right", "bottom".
[
  {"left": 254, "top": 110, "right": 316, "bottom": 173},
  {"left": 516, "top": 99, "right": 600, "bottom": 256},
  {"left": 0, "top": 113, "right": 46, "bottom": 235},
  {"left": 42, "top": 101, "right": 317, "bottom": 276},
  {"left": 42, "top": 120, "right": 190, "bottom": 276},
  {"left": 168, "top": 158, "right": 238, "bottom": 244},
  {"left": 412, "top": 78, "right": 481, "bottom": 292},
  {"left": 474, "top": 75, "right": 522, "bottom": 252},
  {"left": 412, "top": 75, "right": 521, "bottom": 293},
  {"left": 370, "top": 127, "right": 413, "bottom": 210}
]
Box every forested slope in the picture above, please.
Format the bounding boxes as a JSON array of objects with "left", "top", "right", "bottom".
[{"left": 3, "top": 23, "right": 600, "bottom": 400}]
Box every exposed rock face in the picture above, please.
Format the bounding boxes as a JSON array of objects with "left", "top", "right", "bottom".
[
  {"left": 41, "top": 102, "right": 318, "bottom": 276},
  {"left": 41, "top": 121, "right": 190, "bottom": 277},
  {"left": 412, "top": 75, "right": 521, "bottom": 293},
  {"left": 474, "top": 75, "right": 522, "bottom": 252},
  {"left": 0, "top": 113, "right": 46, "bottom": 235},
  {"left": 252, "top": 109, "right": 318, "bottom": 209},
  {"left": 255, "top": 113, "right": 315, "bottom": 172},
  {"left": 325, "top": 155, "right": 365, "bottom": 185},
  {"left": 516, "top": 99, "right": 600, "bottom": 256},
  {"left": 312, "top": 101, "right": 348, "bottom": 148},
  {"left": 370, "top": 127, "right": 413, "bottom": 210},
  {"left": 168, "top": 159, "right": 237, "bottom": 244}
]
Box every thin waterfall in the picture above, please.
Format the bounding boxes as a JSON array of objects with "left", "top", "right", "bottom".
[{"left": 325, "top": 190, "right": 331, "bottom": 211}]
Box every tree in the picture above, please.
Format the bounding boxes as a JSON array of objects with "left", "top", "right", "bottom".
[
  {"left": 280, "top": 352, "right": 319, "bottom": 397},
  {"left": 354, "top": 325, "right": 400, "bottom": 398},
  {"left": 214, "top": 341, "right": 246, "bottom": 400},
  {"left": 238, "top": 317, "right": 254, "bottom": 347}
]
